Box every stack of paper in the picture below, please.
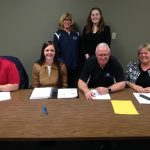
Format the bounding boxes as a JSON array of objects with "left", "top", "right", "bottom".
[
  {"left": 30, "top": 87, "right": 52, "bottom": 99},
  {"left": 30, "top": 87, "right": 78, "bottom": 99},
  {"left": 111, "top": 100, "right": 139, "bottom": 115},
  {"left": 0, "top": 92, "right": 11, "bottom": 101}
]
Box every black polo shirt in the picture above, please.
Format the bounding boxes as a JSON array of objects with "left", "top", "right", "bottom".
[
  {"left": 79, "top": 56, "right": 125, "bottom": 88},
  {"left": 136, "top": 64, "right": 150, "bottom": 87}
]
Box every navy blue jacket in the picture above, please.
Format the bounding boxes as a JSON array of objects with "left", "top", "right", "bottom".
[{"left": 53, "top": 30, "right": 80, "bottom": 70}]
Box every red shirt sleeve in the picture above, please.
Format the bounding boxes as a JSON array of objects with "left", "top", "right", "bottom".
[{"left": 7, "top": 62, "right": 20, "bottom": 84}]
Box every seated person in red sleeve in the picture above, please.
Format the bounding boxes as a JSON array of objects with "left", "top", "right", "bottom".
[{"left": 0, "top": 57, "right": 20, "bottom": 91}]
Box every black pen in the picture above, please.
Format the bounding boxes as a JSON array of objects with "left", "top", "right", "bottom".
[{"left": 139, "top": 94, "right": 150, "bottom": 100}]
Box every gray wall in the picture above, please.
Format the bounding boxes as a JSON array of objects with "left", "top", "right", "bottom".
[{"left": 0, "top": 0, "right": 150, "bottom": 84}]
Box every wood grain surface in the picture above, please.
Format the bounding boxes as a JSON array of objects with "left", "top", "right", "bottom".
[{"left": 0, "top": 88, "right": 150, "bottom": 140}]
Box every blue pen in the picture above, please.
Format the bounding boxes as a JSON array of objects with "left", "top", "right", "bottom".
[{"left": 42, "top": 105, "right": 48, "bottom": 115}]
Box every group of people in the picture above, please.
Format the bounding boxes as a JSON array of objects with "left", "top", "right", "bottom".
[{"left": 1, "top": 7, "right": 150, "bottom": 100}]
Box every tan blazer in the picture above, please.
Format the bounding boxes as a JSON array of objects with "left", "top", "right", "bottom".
[{"left": 32, "top": 62, "right": 67, "bottom": 88}]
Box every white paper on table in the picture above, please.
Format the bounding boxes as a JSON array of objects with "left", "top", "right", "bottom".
[
  {"left": 91, "top": 89, "right": 111, "bottom": 100},
  {"left": 0, "top": 92, "right": 11, "bottom": 101},
  {"left": 30, "top": 87, "right": 52, "bottom": 99},
  {"left": 57, "top": 88, "right": 78, "bottom": 98},
  {"left": 133, "top": 93, "right": 150, "bottom": 104}
]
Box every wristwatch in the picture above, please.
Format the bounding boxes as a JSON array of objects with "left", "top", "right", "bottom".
[{"left": 108, "top": 88, "right": 111, "bottom": 94}]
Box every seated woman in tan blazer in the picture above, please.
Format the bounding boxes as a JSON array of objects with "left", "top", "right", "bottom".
[{"left": 32, "top": 41, "right": 67, "bottom": 88}]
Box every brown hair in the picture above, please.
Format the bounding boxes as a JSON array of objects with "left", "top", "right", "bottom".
[
  {"left": 86, "top": 7, "right": 105, "bottom": 33},
  {"left": 37, "top": 41, "right": 63, "bottom": 88}
]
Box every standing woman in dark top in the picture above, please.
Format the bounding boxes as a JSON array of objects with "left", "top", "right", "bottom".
[
  {"left": 126, "top": 43, "right": 150, "bottom": 92},
  {"left": 53, "top": 13, "right": 80, "bottom": 88},
  {"left": 81, "top": 7, "right": 111, "bottom": 60}
]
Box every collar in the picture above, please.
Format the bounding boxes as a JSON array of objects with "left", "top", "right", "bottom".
[{"left": 41, "top": 62, "right": 57, "bottom": 69}]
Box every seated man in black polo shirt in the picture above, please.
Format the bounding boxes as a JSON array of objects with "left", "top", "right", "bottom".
[{"left": 78, "top": 43, "right": 126, "bottom": 100}]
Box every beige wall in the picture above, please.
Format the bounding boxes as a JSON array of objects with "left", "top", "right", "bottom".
[{"left": 0, "top": 0, "right": 150, "bottom": 83}]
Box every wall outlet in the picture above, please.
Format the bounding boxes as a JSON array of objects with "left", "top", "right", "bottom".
[{"left": 112, "top": 32, "right": 116, "bottom": 39}]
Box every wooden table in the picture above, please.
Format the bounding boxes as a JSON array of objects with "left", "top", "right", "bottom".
[{"left": 0, "top": 88, "right": 150, "bottom": 140}]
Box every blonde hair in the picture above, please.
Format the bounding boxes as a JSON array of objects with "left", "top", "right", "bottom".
[
  {"left": 138, "top": 43, "right": 150, "bottom": 55},
  {"left": 58, "top": 13, "right": 74, "bottom": 30}
]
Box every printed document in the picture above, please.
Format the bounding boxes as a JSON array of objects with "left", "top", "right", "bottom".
[
  {"left": 57, "top": 88, "right": 78, "bottom": 98},
  {"left": 91, "top": 89, "right": 111, "bottom": 100},
  {"left": 133, "top": 93, "right": 150, "bottom": 104},
  {"left": 30, "top": 88, "right": 78, "bottom": 99},
  {"left": 0, "top": 92, "right": 11, "bottom": 101}
]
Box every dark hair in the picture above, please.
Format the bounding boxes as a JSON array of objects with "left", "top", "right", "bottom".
[
  {"left": 37, "top": 41, "right": 63, "bottom": 88},
  {"left": 86, "top": 7, "right": 105, "bottom": 33}
]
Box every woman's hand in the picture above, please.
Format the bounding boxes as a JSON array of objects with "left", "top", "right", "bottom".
[
  {"left": 144, "top": 87, "right": 150, "bottom": 93},
  {"left": 133, "top": 84, "right": 146, "bottom": 93}
]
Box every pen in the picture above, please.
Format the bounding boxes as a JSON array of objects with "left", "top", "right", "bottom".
[
  {"left": 139, "top": 94, "right": 150, "bottom": 100},
  {"left": 42, "top": 105, "right": 48, "bottom": 115}
]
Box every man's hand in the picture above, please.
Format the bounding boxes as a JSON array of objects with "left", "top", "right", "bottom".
[
  {"left": 85, "top": 90, "right": 95, "bottom": 100},
  {"left": 96, "top": 87, "right": 108, "bottom": 95}
]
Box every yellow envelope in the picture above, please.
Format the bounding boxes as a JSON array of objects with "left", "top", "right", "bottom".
[{"left": 111, "top": 100, "right": 139, "bottom": 115}]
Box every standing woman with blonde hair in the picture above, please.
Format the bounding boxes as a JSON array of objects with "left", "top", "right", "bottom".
[{"left": 53, "top": 13, "right": 80, "bottom": 88}]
